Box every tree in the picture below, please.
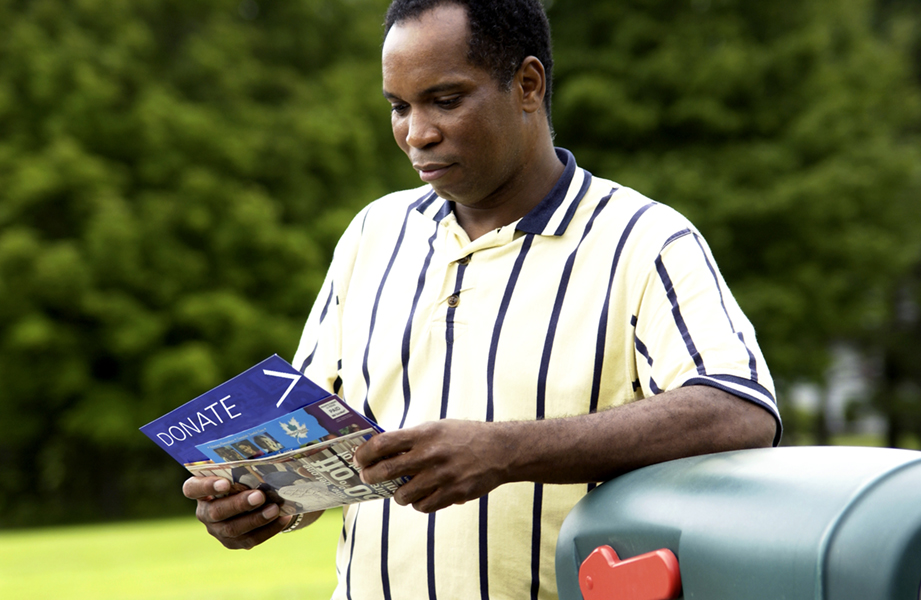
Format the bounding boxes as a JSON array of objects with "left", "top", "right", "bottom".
[
  {"left": 0, "top": 0, "right": 413, "bottom": 526},
  {"left": 861, "top": 0, "right": 921, "bottom": 447},
  {"left": 548, "top": 0, "right": 921, "bottom": 440}
]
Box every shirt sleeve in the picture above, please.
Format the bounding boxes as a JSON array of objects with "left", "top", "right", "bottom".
[
  {"left": 631, "top": 224, "right": 782, "bottom": 445},
  {"left": 291, "top": 207, "right": 368, "bottom": 400}
]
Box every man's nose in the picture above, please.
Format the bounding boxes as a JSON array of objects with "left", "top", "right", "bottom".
[{"left": 406, "top": 110, "right": 442, "bottom": 149}]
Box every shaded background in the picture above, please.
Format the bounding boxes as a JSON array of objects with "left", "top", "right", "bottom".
[{"left": 0, "top": 0, "right": 919, "bottom": 528}]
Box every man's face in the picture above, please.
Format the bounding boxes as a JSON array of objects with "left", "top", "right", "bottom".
[{"left": 382, "top": 5, "right": 527, "bottom": 209}]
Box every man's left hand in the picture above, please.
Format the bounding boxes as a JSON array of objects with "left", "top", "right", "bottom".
[{"left": 353, "top": 419, "right": 510, "bottom": 513}]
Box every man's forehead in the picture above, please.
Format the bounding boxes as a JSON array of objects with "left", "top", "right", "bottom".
[
  {"left": 385, "top": 2, "right": 469, "bottom": 39},
  {"left": 382, "top": 4, "right": 470, "bottom": 61},
  {"left": 381, "top": 5, "right": 482, "bottom": 97}
]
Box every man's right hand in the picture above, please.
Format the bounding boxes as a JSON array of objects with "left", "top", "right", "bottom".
[{"left": 182, "top": 476, "right": 291, "bottom": 550}]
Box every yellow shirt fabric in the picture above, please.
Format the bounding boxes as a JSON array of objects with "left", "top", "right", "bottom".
[{"left": 293, "top": 149, "right": 780, "bottom": 600}]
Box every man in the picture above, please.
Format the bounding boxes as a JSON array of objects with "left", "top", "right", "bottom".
[{"left": 183, "top": 1, "right": 781, "bottom": 598}]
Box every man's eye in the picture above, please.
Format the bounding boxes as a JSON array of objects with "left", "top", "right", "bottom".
[
  {"left": 391, "top": 104, "right": 409, "bottom": 115},
  {"left": 436, "top": 96, "right": 461, "bottom": 109}
]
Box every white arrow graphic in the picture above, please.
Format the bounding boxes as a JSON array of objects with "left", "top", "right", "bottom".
[{"left": 263, "top": 369, "right": 301, "bottom": 408}]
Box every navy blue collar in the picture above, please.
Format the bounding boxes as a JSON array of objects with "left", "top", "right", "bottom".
[{"left": 418, "top": 148, "right": 591, "bottom": 237}]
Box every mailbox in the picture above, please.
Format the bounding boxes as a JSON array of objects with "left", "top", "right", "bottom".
[{"left": 556, "top": 446, "right": 921, "bottom": 600}]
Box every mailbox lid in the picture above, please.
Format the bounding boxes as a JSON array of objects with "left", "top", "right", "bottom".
[
  {"left": 556, "top": 446, "right": 921, "bottom": 600},
  {"left": 825, "top": 460, "right": 921, "bottom": 599}
]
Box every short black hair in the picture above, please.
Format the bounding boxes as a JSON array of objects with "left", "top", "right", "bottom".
[{"left": 384, "top": 0, "right": 554, "bottom": 120}]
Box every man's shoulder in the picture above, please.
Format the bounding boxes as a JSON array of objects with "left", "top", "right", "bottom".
[
  {"left": 342, "top": 185, "right": 436, "bottom": 231},
  {"left": 333, "top": 184, "right": 436, "bottom": 252},
  {"left": 370, "top": 184, "right": 436, "bottom": 212},
  {"left": 587, "top": 176, "right": 697, "bottom": 240}
]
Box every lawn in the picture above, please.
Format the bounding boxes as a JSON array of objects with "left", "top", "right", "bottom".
[{"left": 0, "top": 509, "right": 341, "bottom": 600}]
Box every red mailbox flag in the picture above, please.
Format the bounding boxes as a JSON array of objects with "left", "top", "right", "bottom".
[{"left": 579, "top": 545, "right": 682, "bottom": 600}]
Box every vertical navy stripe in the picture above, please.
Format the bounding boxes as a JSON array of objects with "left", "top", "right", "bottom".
[
  {"left": 634, "top": 332, "right": 654, "bottom": 367},
  {"left": 537, "top": 189, "right": 612, "bottom": 416},
  {"left": 517, "top": 149, "right": 577, "bottom": 233},
  {"left": 400, "top": 223, "right": 439, "bottom": 428},
  {"left": 691, "top": 233, "right": 759, "bottom": 382},
  {"left": 738, "top": 332, "right": 758, "bottom": 382},
  {"left": 345, "top": 504, "right": 360, "bottom": 600},
  {"left": 356, "top": 191, "right": 432, "bottom": 600},
  {"left": 529, "top": 483, "right": 544, "bottom": 600},
  {"left": 427, "top": 513, "right": 437, "bottom": 600},
  {"left": 424, "top": 262, "right": 468, "bottom": 599},
  {"left": 691, "top": 233, "right": 733, "bottom": 329},
  {"left": 380, "top": 500, "right": 392, "bottom": 600},
  {"left": 478, "top": 494, "right": 489, "bottom": 600},
  {"left": 441, "top": 264, "right": 467, "bottom": 419},
  {"left": 591, "top": 201, "right": 656, "bottom": 413},
  {"left": 656, "top": 255, "right": 706, "bottom": 375},
  {"left": 480, "top": 233, "right": 536, "bottom": 600},
  {"left": 298, "top": 282, "right": 335, "bottom": 372},
  {"left": 552, "top": 171, "right": 594, "bottom": 236},
  {"left": 360, "top": 191, "right": 435, "bottom": 422},
  {"left": 433, "top": 199, "right": 453, "bottom": 221},
  {"left": 417, "top": 191, "right": 442, "bottom": 215},
  {"left": 486, "top": 234, "right": 535, "bottom": 422},
  {"left": 530, "top": 187, "right": 612, "bottom": 600}
]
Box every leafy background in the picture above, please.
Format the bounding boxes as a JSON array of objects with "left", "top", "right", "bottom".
[{"left": 1, "top": 0, "right": 919, "bottom": 527}]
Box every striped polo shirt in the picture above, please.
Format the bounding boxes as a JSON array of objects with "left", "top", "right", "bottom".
[{"left": 293, "top": 148, "right": 781, "bottom": 600}]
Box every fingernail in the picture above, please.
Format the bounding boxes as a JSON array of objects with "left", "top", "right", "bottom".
[
  {"left": 262, "top": 503, "right": 279, "bottom": 519},
  {"left": 214, "top": 478, "right": 231, "bottom": 493},
  {"left": 247, "top": 491, "right": 263, "bottom": 507}
]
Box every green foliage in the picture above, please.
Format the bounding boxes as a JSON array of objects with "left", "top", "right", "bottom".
[
  {"left": 549, "top": 0, "right": 921, "bottom": 388},
  {"left": 2, "top": 0, "right": 920, "bottom": 525},
  {"left": 0, "top": 0, "right": 414, "bottom": 526},
  {"left": 859, "top": 0, "right": 921, "bottom": 448}
]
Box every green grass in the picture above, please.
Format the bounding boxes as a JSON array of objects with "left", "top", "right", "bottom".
[{"left": 0, "top": 509, "right": 341, "bottom": 600}]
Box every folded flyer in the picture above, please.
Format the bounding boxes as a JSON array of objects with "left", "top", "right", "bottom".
[{"left": 140, "top": 354, "right": 406, "bottom": 514}]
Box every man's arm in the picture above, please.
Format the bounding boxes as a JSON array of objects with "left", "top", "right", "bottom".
[
  {"left": 182, "top": 476, "right": 324, "bottom": 549},
  {"left": 354, "top": 386, "right": 776, "bottom": 514}
]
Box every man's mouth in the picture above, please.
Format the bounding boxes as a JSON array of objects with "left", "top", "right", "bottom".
[{"left": 414, "top": 163, "right": 453, "bottom": 182}]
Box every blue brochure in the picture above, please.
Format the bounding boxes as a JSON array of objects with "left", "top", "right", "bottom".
[
  {"left": 141, "top": 354, "right": 404, "bottom": 514},
  {"left": 139, "top": 354, "right": 376, "bottom": 465}
]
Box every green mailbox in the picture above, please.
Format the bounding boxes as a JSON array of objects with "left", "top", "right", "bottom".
[{"left": 556, "top": 446, "right": 921, "bottom": 600}]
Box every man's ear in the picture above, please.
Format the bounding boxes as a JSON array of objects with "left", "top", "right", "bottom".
[{"left": 516, "top": 56, "right": 546, "bottom": 114}]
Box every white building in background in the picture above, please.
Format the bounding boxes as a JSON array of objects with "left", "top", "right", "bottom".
[{"left": 789, "top": 344, "right": 887, "bottom": 439}]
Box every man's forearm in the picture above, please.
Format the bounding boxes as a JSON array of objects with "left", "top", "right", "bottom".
[
  {"left": 495, "top": 385, "right": 776, "bottom": 485},
  {"left": 355, "top": 385, "right": 776, "bottom": 513}
]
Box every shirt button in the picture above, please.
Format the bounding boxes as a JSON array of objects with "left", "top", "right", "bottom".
[{"left": 447, "top": 294, "right": 460, "bottom": 308}]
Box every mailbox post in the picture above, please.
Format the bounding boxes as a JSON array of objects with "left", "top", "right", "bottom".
[{"left": 556, "top": 446, "right": 921, "bottom": 600}]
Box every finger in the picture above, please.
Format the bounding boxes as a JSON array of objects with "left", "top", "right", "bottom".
[
  {"left": 213, "top": 512, "right": 293, "bottom": 550},
  {"left": 408, "top": 483, "right": 477, "bottom": 514},
  {"left": 353, "top": 430, "right": 417, "bottom": 468},
  {"left": 359, "top": 449, "right": 426, "bottom": 485},
  {"left": 395, "top": 470, "right": 486, "bottom": 513},
  {"left": 183, "top": 476, "right": 231, "bottom": 500},
  {"left": 198, "top": 489, "right": 268, "bottom": 524},
  {"left": 406, "top": 485, "right": 452, "bottom": 514},
  {"left": 390, "top": 472, "right": 435, "bottom": 507},
  {"left": 391, "top": 467, "right": 462, "bottom": 512},
  {"left": 204, "top": 499, "right": 281, "bottom": 541}
]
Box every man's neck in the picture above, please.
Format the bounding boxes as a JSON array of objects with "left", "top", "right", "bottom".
[{"left": 454, "top": 144, "right": 565, "bottom": 241}]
